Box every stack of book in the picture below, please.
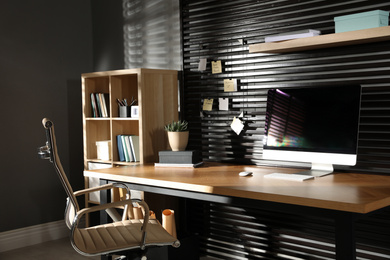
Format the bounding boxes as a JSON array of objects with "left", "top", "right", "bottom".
[
  {"left": 117, "top": 135, "right": 140, "bottom": 162},
  {"left": 265, "top": 29, "right": 321, "bottom": 43},
  {"left": 91, "top": 93, "right": 110, "bottom": 117},
  {"left": 155, "top": 150, "right": 203, "bottom": 167}
]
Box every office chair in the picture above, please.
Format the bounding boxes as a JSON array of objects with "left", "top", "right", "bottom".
[{"left": 38, "top": 118, "right": 180, "bottom": 259}]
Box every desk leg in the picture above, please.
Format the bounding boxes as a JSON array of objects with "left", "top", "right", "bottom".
[
  {"left": 100, "top": 180, "right": 112, "bottom": 260},
  {"left": 335, "top": 212, "right": 356, "bottom": 260},
  {"left": 100, "top": 179, "right": 111, "bottom": 226}
]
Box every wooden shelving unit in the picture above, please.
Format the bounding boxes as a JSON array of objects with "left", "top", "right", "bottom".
[
  {"left": 82, "top": 68, "right": 178, "bottom": 169},
  {"left": 249, "top": 26, "right": 390, "bottom": 53}
]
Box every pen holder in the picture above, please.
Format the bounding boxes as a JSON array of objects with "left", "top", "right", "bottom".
[{"left": 119, "top": 106, "right": 131, "bottom": 117}]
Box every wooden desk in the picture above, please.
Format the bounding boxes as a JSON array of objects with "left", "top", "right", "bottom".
[{"left": 84, "top": 162, "right": 390, "bottom": 259}]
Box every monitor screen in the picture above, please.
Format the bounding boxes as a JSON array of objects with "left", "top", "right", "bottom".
[{"left": 263, "top": 84, "right": 362, "bottom": 176}]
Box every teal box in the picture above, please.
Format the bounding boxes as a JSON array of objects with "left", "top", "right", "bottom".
[{"left": 334, "top": 10, "right": 389, "bottom": 33}]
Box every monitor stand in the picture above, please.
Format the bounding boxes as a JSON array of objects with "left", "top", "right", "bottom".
[{"left": 294, "top": 163, "right": 334, "bottom": 177}]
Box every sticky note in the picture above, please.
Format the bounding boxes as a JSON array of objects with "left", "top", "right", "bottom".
[
  {"left": 203, "top": 98, "right": 213, "bottom": 111},
  {"left": 211, "top": 60, "right": 222, "bottom": 74},
  {"left": 231, "top": 117, "right": 244, "bottom": 135},
  {"left": 219, "top": 98, "right": 229, "bottom": 111},
  {"left": 198, "top": 58, "right": 207, "bottom": 71},
  {"left": 224, "top": 79, "right": 237, "bottom": 92}
]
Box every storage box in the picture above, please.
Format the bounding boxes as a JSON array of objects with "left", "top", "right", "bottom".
[
  {"left": 159, "top": 150, "right": 201, "bottom": 164},
  {"left": 96, "top": 140, "right": 111, "bottom": 160},
  {"left": 334, "top": 10, "right": 389, "bottom": 33}
]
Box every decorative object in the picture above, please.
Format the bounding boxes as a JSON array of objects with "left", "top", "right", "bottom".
[
  {"left": 131, "top": 105, "right": 139, "bottom": 118},
  {"left": 96, "top": 140, "right": 111, "bottom": 160},
  {"left": 334, "top": 10, "right": 389, "bottom": 33},
  {"left": 162, "top": 209, "right": 177, "bottom": 238},
  {"left": 164, "top": 120, "right": 189, "bottom": 151}
]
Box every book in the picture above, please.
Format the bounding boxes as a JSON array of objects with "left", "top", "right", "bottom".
[
  {"left": 98, "top": 93, "right": 104, "bottom": 117},
  {"left": 159, "top": 150, "right": 202, "bottom": 164},
  {"left": 116, "top": 135, "right": 125, "bottom": 162},
  {"left": 117, "top": 135, "right": 139, "bottom": 162},
  {"left": 91, "top": 92, "right": 109, "bottom": 117},
  {"left": 100, "top": 93, "right": 107, "bottom": 117},
  {"left": 265, "top": 29, "right": 321, "bottom": 43},
  {"left": 90, "top": 93, "right": 97, "bottom": 117},
  {"left": 125, "top": 136, "right": 135, "bottom": 162},
  {"left": 129, "top": 135, "right": 140, "bottom": 162},
  {"left": 154, "top": 161, "right": 204, "bottom": 168},
  {"left": 95, "top": 93, "right": 102, "bottom": 117},
  {"left": 121, "top": 135, "right": 130, "bottom": 162},
  {"left": 103, "top": 93, "right": 110, "bottom": 117}
]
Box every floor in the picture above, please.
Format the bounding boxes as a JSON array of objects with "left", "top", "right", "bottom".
[
  {"left": 0, "top": 238, "right": 100, "bottom": 260},
  {"left": 0, "top": 238, "right": 215, "bottom": 260}
]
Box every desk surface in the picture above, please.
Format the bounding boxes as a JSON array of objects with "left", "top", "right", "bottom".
[{"left": 84, "top": 162, "right": 390, "bottom": 214}]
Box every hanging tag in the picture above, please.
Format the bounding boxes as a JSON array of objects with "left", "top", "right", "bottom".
[
  {"left": 219, "top": 98, "right": 229, "bottom": 111},
  {"left": 231, "top": 117, "right": 244, "bottom": 135},
  {"left": 238, "top": 39, "right": 247, "bottom": 45},
  {"left": 198, "top": 58, "right": 207, "bottom": 71},
  {"left": 224, "top": 79, "right": 237, "bottom": 92},
  {"left": 211, "top": 60, "right": 222, "bottom": 74},
  {"left": 203, "top": 98, "right": 214, "bottom": 111}
]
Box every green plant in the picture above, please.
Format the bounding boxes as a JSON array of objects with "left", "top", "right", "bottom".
[{"left": 164, "top": 120, "right": 188, "bottom": 132}]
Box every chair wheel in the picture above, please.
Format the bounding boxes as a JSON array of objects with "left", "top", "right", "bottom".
[{"left": 141, "top": 256, "right": 147, "bottom": 260}]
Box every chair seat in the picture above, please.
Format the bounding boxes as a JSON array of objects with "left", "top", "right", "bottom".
[{"left": 73, "top": 219, "right": 178, "bottom": 255}]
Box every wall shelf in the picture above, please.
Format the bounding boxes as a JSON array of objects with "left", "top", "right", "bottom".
[{"left": 249, "top": 26, "right": 390, "bottom": 53}]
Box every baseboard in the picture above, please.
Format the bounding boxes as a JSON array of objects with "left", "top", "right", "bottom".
[{"left": 0, "top": 220, "right": 68, "bottom": 253}]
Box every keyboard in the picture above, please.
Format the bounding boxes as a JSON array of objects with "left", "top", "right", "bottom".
[{"left": 264, "top": 173, "right": 315, "bottom": 181}]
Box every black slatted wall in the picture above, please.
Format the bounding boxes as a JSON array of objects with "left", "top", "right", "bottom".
[
  {"left": 186, "top": 199, "right": 390, "bottom": 260},
  {"left": 180, "top": 0, "right": 390, "bottom": 259},
  {"left": 181, "top": 0, "right": 390, "bottom": 174}
]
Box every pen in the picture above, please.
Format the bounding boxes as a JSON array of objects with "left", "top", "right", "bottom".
[
  {"left": 116, "top": 99, "right": 124, "bottom": 106},
  {"left": 129, "top": 97, "right": 137, "bottom": 106}
]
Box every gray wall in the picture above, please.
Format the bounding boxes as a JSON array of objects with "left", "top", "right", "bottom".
[
  {"left": 0, "top": 0, "right": 181, "bottom": 233},
  {"left": 91, "top": 0, "right": 182, "bottom": 71},
  {"left": 92, "top": 0, "right": 125, "bottom": 71},
  {"left": 0, "top": 0, "right": 93, "bottom": 232}
]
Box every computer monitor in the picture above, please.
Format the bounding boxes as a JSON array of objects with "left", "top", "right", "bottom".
[{"left": 262, "top": 84, "right": 362, "bottom": 177}]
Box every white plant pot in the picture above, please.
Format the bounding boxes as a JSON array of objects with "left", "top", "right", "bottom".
[{"left": 167, "top": 131, "right": 189, "bottom": 151}]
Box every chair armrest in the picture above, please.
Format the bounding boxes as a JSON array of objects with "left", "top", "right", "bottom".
[
  {"left": 76, "top": 199, "right": 138, "bottom": 216},
  {"left": 74, "top": 182, "right": 133, "bottom": 221},
  {"left": 75, "top": 199, "right": 150, "bottom": 228},
  {"left": 73, "top": 183, "right": 116, "bottom": 196}
]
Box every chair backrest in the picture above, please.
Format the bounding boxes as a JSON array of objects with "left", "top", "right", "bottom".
[{"left": 41, "top": 118, "right": 80, "bottom": 215}]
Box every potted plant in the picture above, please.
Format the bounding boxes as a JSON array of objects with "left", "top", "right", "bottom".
[{"left": 164, "top": 120, "right": 189, "bottom": 151}]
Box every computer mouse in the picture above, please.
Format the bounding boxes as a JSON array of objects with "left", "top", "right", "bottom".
[{"left": 239, "top": 171, "right": 253, "bottom": 177}]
